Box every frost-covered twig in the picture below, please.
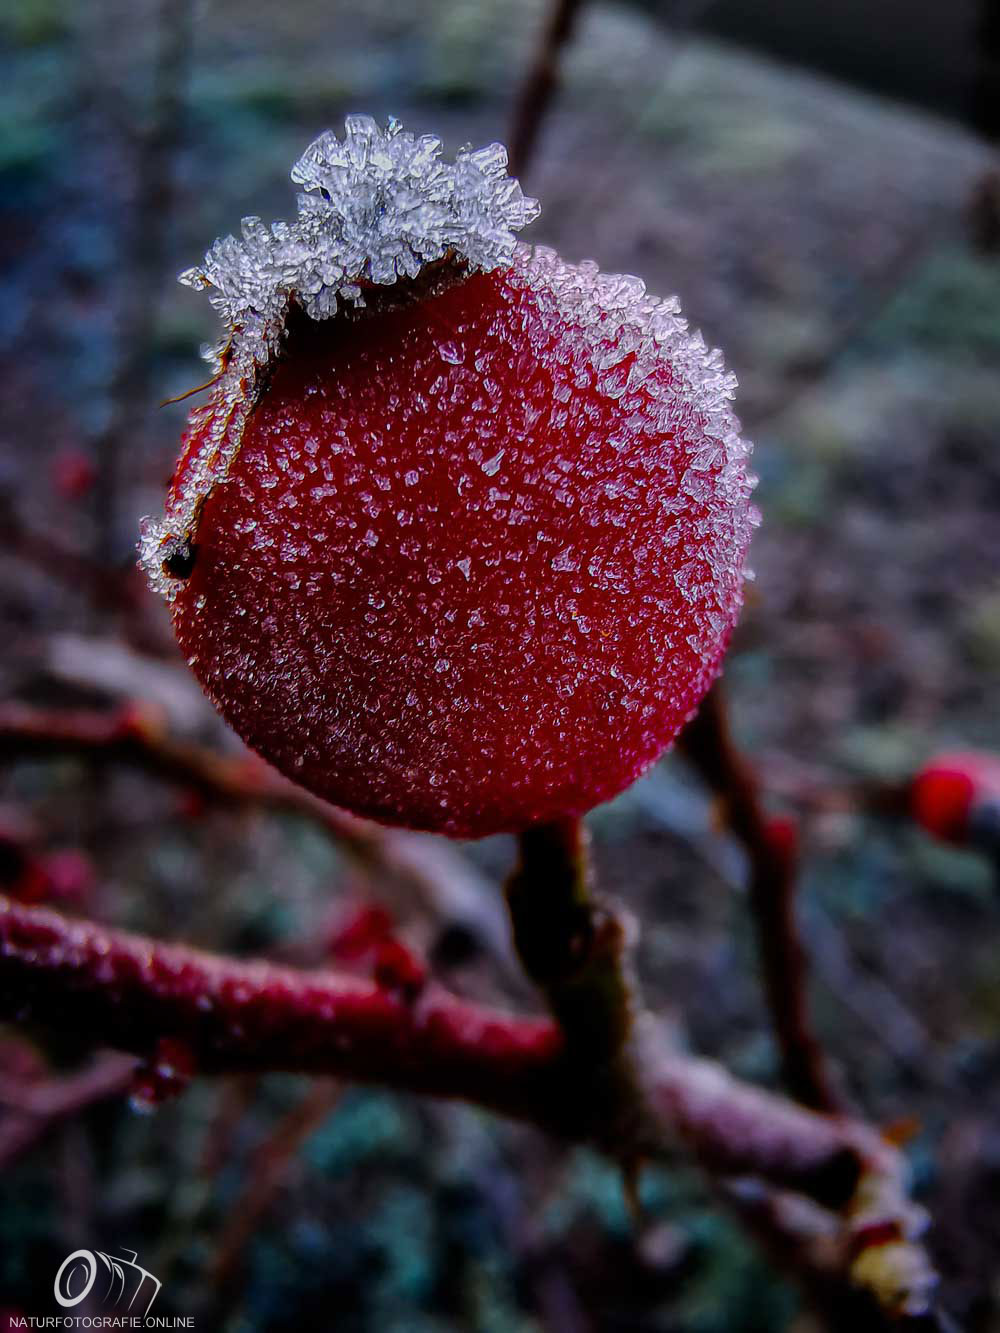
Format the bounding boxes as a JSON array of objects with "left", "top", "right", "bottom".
[
  {"left": 0, "top": 894, "right": 942, "bottom": 1322},
  {"left": 721, "top": 1180, "right": 948, "bottom": 1332},
  {"left": 0, "top": 893, "right": 561, "bottom": 1125},
  {"left": 679, "top": 682, "right": 841, "bottom": 1112},
  {"left": 0, "top": 892, "right": 861, "bottom": 1190}
]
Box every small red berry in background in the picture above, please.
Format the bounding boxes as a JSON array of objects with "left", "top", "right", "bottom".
[
  {"left": 51, "top": 453, "right": 96, "bottom": 503},
  {"left": 0, "top": 820, "right": 95, "bottom": 905},
  {"left": 764, "top": 815, "right": 799, "bottom": 863},
  {"left": 0, "top": 824, "right": 49, "bottom": 904},
  {"left": 910, "top": 751, "right": 1000, "bottom": 852},
  {"left": 141, "top": 117, "right": 756, "bottom": 838},
  {"left": 175, "top": 788, "right": 208, "bottom": 822},
  {"left": 114, "top": 699, "right": 169, "bottom": 746},
  {"left": 51, "top": 447, "right": 96, "bottom": 501},
  {"left": 39, "top": 848, "right": 95, "bottom": 903}
]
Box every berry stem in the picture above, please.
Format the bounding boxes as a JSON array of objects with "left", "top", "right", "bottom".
[{"left": 504, "top": 817, "right": 645, "bottom": 1149}]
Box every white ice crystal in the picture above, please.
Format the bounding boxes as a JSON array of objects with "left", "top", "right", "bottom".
[
  {"left": 183, "top": 115, "right": 539, "bottom": 341},
  {"left": 140, "top": 115, "right": 540, "bottom": 596}
]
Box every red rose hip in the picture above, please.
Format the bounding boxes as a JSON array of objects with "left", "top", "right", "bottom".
[{"left": 141, "top": 117, "right": 756, "bottom": 838}]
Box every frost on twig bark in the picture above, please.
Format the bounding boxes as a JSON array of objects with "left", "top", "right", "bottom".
[
  {"left": 0, "top": 892, "right": 858, "bottom": 1190},
  {"left": 0, "top": 890, "right": 941, "bottom": 1323}
]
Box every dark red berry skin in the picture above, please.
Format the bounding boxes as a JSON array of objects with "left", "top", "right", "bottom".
[{"left": 170, "top": 263, "right": 752, "bottom": 838}]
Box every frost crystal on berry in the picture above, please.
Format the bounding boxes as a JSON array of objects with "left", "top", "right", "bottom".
[
  {"left": 139, "top": 115, "right": 540, "bottom": 594},
  {"left": 185, "top": 115, "right": 539, "bottom": 337}
]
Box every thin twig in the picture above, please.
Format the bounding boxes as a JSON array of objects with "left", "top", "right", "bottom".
[
  {"left": 679, "top": 682, "right": 840, "bottom": 1112},
  {"left": 0, "top": 700, "right": 515, "bottom": 972},
  {"left": 507, "top": 0, "right": 586, "bottom": 178},
  {"left": 2, "top": 495, "right": 140, "bottom": 613},
  {"left": 747, "top": 215, "right": 943, "bottom": 434},
  {"left": 209, "top": 1079, "right": 342, "bottom": 1292},
  {"left": 92, "top": 0, "right": 193, "bottom": 564},
  {"left": 0, "top": 1051, "right": 137, "bottom": 1168}
]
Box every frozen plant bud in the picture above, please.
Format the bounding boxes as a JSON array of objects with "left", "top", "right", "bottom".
[{"left": 140, "top": 116, "right": 757, "bottom": 838}]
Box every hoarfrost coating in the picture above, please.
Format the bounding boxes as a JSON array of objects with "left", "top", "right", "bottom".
[{"left": 140, "top": 115, "right": 539, "bottom": 593}]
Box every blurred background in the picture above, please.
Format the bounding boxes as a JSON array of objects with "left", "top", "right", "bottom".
[{"left": 2, "top": 1, "right": 1000, "bottom": 1329}]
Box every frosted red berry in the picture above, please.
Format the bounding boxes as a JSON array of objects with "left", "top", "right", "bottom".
[{"left": 142, "top": 118, "right": 756, "bottom": 838}]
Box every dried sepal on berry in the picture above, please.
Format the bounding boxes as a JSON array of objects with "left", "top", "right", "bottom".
[{"left": 141, "top": 117, "right": 757, "bottom": 838}]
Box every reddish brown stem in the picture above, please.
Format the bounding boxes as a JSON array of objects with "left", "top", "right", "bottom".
[
  {"left": 0, "top": 892, "right": 870, "bottom": 1203},
  {"left": 0, "top": 700, "right": 377, "bottom": 840},
  {"left": 0, "top": 1051, "right": 136, "bottom": 1168},
  {"left": 209, "top": 1079, "right": 342, "bottom": 1292},
  {"left": 508, "top": 0, "right": 585, "bottom": 177},
  {"left": 0, "top": 894, "right": 563, "bottom": 1128},
  {"left": 679, "top": 682, "right": 840, "bottom": 1113},
  {"left": 0, "top": 701, "right": 511, "bottom": 964}
]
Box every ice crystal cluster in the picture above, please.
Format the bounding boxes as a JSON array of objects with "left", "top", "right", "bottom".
[{"left": 140, "top": 115, "right": 540, "bottom": 594}]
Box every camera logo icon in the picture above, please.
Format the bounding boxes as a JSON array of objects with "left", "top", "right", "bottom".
[{"left": 53, "top": 1247, "right": 162, "bottom": 1317}]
